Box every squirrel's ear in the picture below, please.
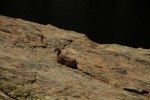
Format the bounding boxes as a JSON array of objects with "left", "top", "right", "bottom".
[
  {"left": 54, "top": 49, "right": 56, "bottom": 52},
  {"left": 54, "top": 48, "right": 58, "bottom": 52},
  {"left": 73, "top": 60, "right": 76, "bottom": 62}
]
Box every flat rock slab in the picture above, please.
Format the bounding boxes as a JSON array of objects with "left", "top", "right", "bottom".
[{"left": 0, "top": 15, "right": 150, "bottom": 100}]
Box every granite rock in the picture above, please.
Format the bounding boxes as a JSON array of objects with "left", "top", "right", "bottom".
[{"left": 0, "top": 15, "right": 150, "bottom": 100}]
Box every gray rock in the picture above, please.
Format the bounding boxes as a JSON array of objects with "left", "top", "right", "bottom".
[{"left": 112, "top": 68, "right": 127, "bottom": 75}]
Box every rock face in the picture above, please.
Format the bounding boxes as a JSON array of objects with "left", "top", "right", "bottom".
[{"left": 0, "top": 15, "right": 150, "bottom": 100}]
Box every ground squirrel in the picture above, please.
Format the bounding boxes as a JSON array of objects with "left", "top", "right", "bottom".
[{"left": 54, "top": 48, "right": 77, "bottom": 69}]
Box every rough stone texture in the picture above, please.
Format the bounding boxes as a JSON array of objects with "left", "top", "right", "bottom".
[{"left": 0, "top": 15, "right": 150, "bottom": 100}]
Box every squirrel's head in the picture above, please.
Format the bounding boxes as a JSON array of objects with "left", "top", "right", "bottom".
[{"left": 54, "top": 48, "right": 61, "bottom": 55}]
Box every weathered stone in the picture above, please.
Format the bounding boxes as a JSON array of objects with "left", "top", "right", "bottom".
[
  {"left": 112, "top": 68, "right": 127, "bottom": 75},
  {"left": 0, "top": 15, "right": 150, "bottom": 100}
]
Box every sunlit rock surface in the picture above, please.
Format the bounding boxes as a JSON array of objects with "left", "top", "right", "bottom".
[{"left": 0, "top": 15, "right": 150, "bottom": 100}]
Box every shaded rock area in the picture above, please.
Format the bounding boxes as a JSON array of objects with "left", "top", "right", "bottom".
[{"left": 0, "top": 15, "right": 150, "bottom": 100}]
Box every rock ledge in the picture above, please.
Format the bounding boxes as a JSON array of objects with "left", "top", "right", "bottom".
[{"left": 0, "top": 15, "right": 150, "bottom": 100}]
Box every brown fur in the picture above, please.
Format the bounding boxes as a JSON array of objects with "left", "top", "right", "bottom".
[{"left": 54, "top": 48, "right": 78, "bottom": 69}]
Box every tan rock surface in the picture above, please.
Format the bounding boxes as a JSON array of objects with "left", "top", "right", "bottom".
[{"left": 0, "top": 15, "right": 150, "bottom": 100}]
